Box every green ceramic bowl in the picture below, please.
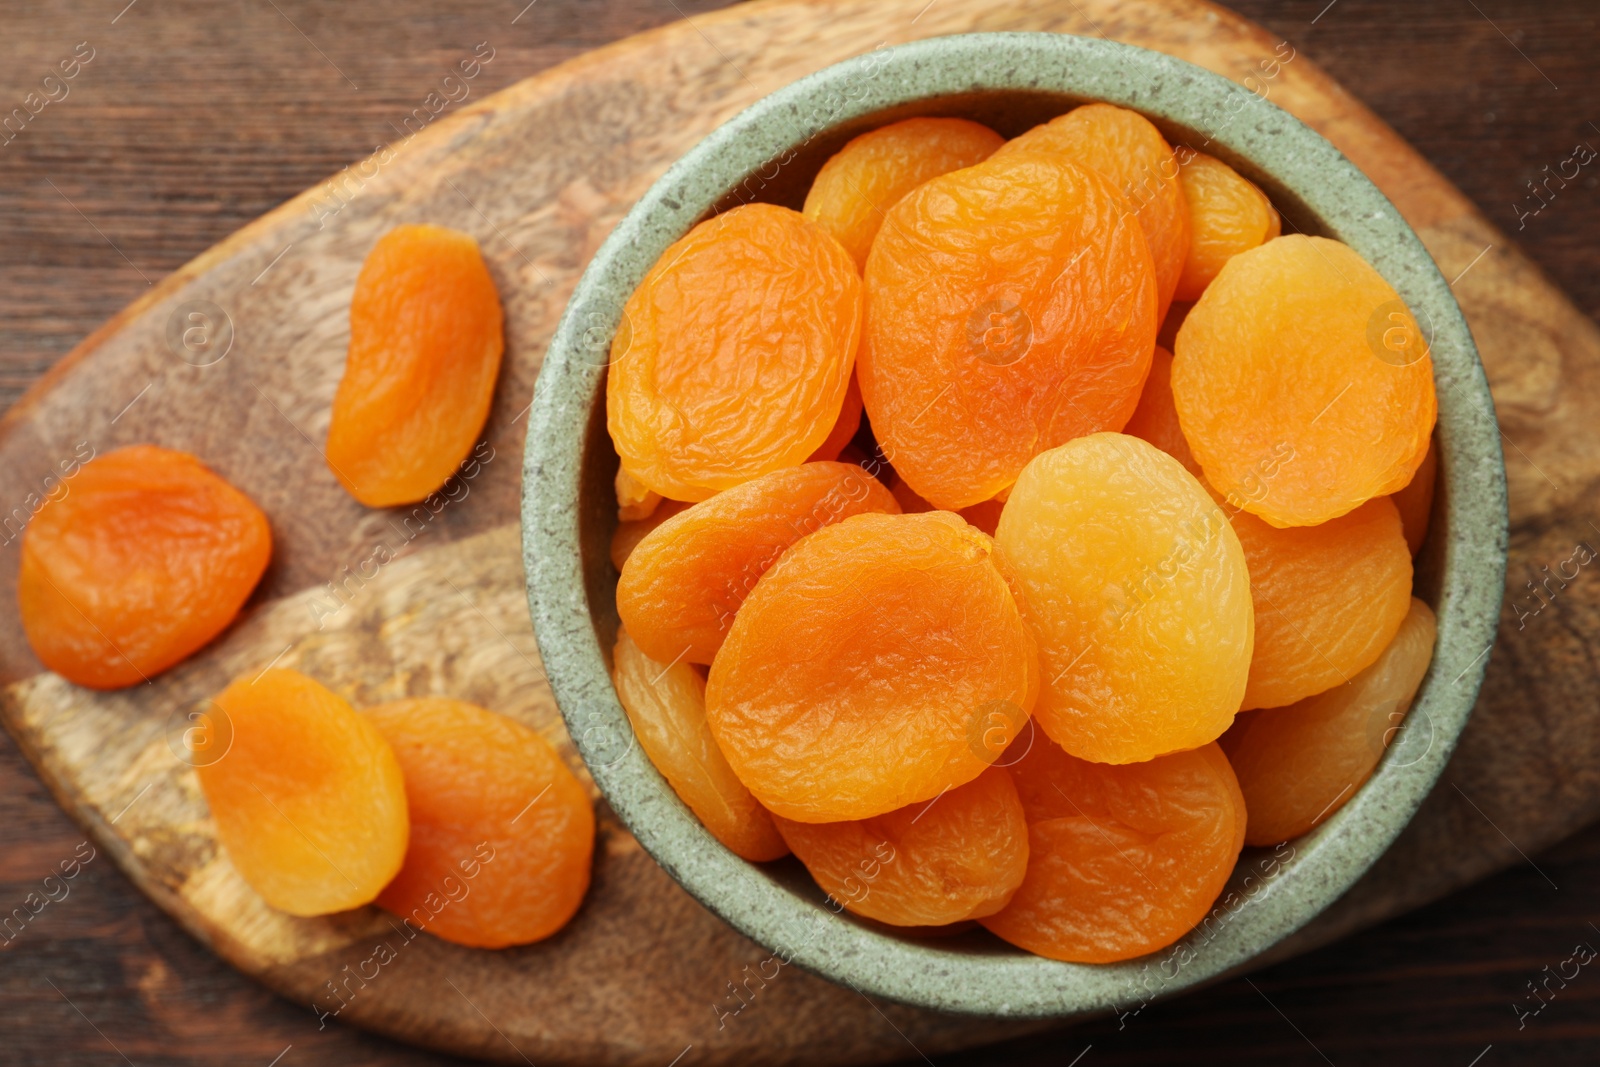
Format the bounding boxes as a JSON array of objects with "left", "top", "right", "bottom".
[{"left": 523, "top": 32, "right": 1507, "bottom": 1018}]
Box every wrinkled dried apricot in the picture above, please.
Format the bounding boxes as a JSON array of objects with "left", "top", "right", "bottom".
[
  {"left": 861, "top": 152, "right": 1158, "bottom": 509},
  {"left": 1122, "top": 345, "right": 1201, "bottom": 477},
  {"left": 995, "top": 433, "right": 1253, "bottom": 764},
  {"left": 706, "top": 511, "right": 1036, "bottom": 822},
  {"left": 981, "top": 734, "right": 1245, "bottom": 963},
  {"left": 617, "top": 462, "right": 899, "bottom": 665},
  {"left": 1173, "top": 235, "right": 1437, "bottom": 527},
  {"left": 1222, "top": 598, "right": 1436, "bottom": 845},
  {"left": 19, "top": 445, "right": 271, "bottom": 690},
  {"left": 608, "top": 203, "right": 860, "bottom": 501},
  {"left": 803, "top": 117, "right": 1005, "bottom": 269},
  {"left": 610, "top": 499, "right": 692, "bottom": 572},
  {"left": 197, "top": 669, "right": 408, "bottom": 916},
  {"left": 1235, "top": 496, "right": 1412, "bottom": 710},
  {"left": 364, "top": 697, "right": 593, "bottom": 946},
  {"left": 1391, "top": 436, "right": 1438, "bottom": 555},
  {"left": 613, "top": 629, "right": 787, "bottom": 862},
  {"left": 996, "top": 103, "right": 1190, "bottom": 317},
  {"left": 774, "top": 766, "right": 1027, "bottom": 926},
  {"left": 1174, "top": 150, "right": 1280, "bottom": 302},
  {"left": 327, "top": 224, "right": 504, "bottom": 508}
]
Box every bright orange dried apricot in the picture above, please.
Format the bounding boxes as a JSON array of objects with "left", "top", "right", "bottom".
[
  {"left": 774, "top": 766, "right": 1027, "bottom": 926},
  {"left": 995, "top": 103, "right": 1190, "bottom": 317},
  {"left": 705, "top": 511, "right": 1036, "bottom": 822},
  {"left": 1122, "top": 345, "right": 1201, "bottom": 477},
  {"left": 1172, "top": 235, "right": 1437, "bottom": 528},
  {"left": 1234, "top": 497, "right": 1412, "bottom": 710},
  {"left": 807, "top": 374, "right": 864, "bottom": 462},
  {"left": 364, "top": 697, "right": 594, "bottom": 947},
  {"left": 803, "top": 117, "right": 1005, "bottom": 269},
  {"left": 861, "top": 152, "right": 1158, "bottom": 509},
  {"left": 1391, "top": 436, "right": 1438, "bottom": 555},
  {"left": 610, "top": 498, "right": 692, "bottom": 572},
  {"left": 1173, "top": 150, "right": 1281, "bottom": 302},
  {"left": 617, "top": 462, "right": 899, "bottom": 665},
  {"left": 327, "top": 224, "right": 504, "bottom": 508},
  {"left": 1222, "top": 598, "right": 1436, "bottom": 845},
  {"left": 19, "top": 445, "right": 271, "bottom": 690},
  {"left": 197, "top": 669, "right": 408, "bottom": 916},
  {"left": 613, "top": 629, "right": 787, "bottom": 862},
  {"left": 994, "top": 433, "right": 1253, "bottom": 764},
  {"left": 981, "top": 734, "right": 1245, "bottom": 963},
  {"left": 608, "top": 203, "right": 861, "bottom": 501}
]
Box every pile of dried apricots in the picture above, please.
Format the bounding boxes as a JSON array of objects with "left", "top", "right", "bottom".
[
  {"left": 608, "top": 104, "right": 1440, "bottom": 963},
  {"left": 18, "top": 225, "right": 596, "bottom": 947}
]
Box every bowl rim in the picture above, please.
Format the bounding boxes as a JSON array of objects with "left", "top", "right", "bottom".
[{"left": 522, "top": 30, "right": 1508, "bottom": 1019}]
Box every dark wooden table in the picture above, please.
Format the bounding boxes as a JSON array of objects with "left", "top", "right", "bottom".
[{"left": 2, "top": 1, "right": 1598, "bottom": 1063}]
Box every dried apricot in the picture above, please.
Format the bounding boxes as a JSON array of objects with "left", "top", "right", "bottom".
[
  {"left": 773, "top": 766, "right": 1027, "bottom": 926},
  {"left": 861, "top": 152, "right": 1158, "bottom": 509},
  {"left": 197, "top": 669, "right": 408, "bottom": 916},
  {"left": 995, "top": 103, "right": 1190, "bottom": 317},
  {"left": 327, "top": 224, "right": 504, "bottom": 508},
  {"left": 981, "top": 734, "right": 1244, "bottom": 963},
  {"left": 994, "top": 433, "right": 1253, "bottom": 764},
  {"left": 1222, "top": 598, "right": 1436, "bottom": 845},
  {"left": 705, "top": 511, "right": 1036, "bottom": 822},
  {"left": 803, "top": 117, "right": 1005, "bottom": 269},
  {"left": 19, "top": 445, "right": 271, "bottom": 690},
  {"left": 612, "top": 629, "right": 787, "bottom": 862},
  {"left": 610, "top": 499, "right": 692, "bottom": 572},
  {"left": 364, "top": 697, "right": 594, "bottom": 947},
  {"left": 1234, "top": 496, "right": 1412, "bottom": 710},
  {"left": 1391, "top": 436, "right": 1438, "bottom": 555},
  {"left": 617, "top": 462, "right": 899, "bottom": 665},
  {"left": 807, "top": 374, "right": 864, "bottom": 462},
  {"left": 616, "top": 466, "right": 662, "bottom": 521},
  {"left": 1172, "top": 235, "right": 1437, "bottom": 527},
  {"left": 1173, "top": 150, "right": 1281, "bottom": 302},
  {"left": 1122, "top": 345, "right": 1201, "bottom": 476},
  {"left": 608, "top": 203, "right": 860, "bottom": 501}
]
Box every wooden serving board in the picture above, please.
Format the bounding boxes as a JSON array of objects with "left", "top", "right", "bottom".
[{"left": 0, "top": 0, "right": 1595, "bottom": 1063}]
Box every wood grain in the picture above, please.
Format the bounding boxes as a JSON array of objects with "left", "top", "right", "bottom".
[{"left": 1, "top": 0, "right": 1599, "bottom": 1064}]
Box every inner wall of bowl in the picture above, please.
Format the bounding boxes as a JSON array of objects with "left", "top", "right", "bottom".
[{"left": 532, "top": 31, "right": 1506, "bottom": 1019}]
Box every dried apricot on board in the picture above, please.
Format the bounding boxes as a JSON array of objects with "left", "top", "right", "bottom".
[
  {"left": 616, "top": 465, "right": 662, "bottom": 522},
  {"left": 994, "top": 433, "right": 1253, "bottom": 764},
  {"left": 612, "top": 629, "right": 787, "bottom": 862},
  {"left": 1391, "top": 436, "right": 1438, "bottom": 555},
  {"left": 1234, "top": 496, "right": 1412, "bottom": 710},
  {"left": 1222, "top": 598, "right": 1436, "bottom": 845},
  {"left": 19, "top": 445, "right": 271, "bottom": 690},
  {"left": 608, "top": 203, "right": 861, "bottom": 501},
  {"left": 364, "top": 697, "right": 594, "bottom": 947},
  {"left": 995, "top": 102, "right": 1190, "bottom": 317},
  {"left": 610, "top": 499, "right": 692, "bottom": 572},
  {"left": 861, "top": 152, "right": 1158, "bottom": 510},
  {"left": 196, "top": 669, "right": 407, "bottom": 916},
  {"left": 327, "top": 224, "right": 504, "bottom": 508},
  {"left": 617, "top": 462, "right": 899, "bottom": 665},
  {"left": 803, "top": 116, "right": 1005, "bottom": 270},
  {"left": 773, "top": 766, "right": 1027, "bottom": 926},
  {"left": 807, "top": 374, "right": 864, "bottom": 462},
  {"left": 982, "top": 735, "right": 1245, "bottom": 963},
  {"left": 1122, "top": 345, "right": 1201, "bottom": 477},
  {"left": 706, "top": 511, "right": 1036, "bottom": 823},
  {"left": 1174, "top": 150, "right": 1281, "bottom": 302},
  {"left": 1172, "top": 235, "right": 1437, "bottom": 528}
]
